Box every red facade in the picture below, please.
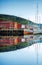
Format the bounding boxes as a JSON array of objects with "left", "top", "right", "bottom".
[
  {"left": 17, "top": 23, "right": 22, "bottom": 29},
  {"left": 0, "top": 20, "right": 14, "bottom": 29}
]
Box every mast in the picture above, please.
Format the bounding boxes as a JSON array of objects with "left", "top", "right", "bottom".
[{"left": 36, "top": 0, "right": 39, "bottom": 64}]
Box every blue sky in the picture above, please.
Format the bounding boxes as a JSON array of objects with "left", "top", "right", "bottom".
[{"left": 0, "top": 0, "right": 42, "bottom": 23}]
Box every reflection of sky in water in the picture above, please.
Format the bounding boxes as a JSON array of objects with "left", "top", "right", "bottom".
[{"left": 0, "top": 44, "right": 42, "bottom": 65}]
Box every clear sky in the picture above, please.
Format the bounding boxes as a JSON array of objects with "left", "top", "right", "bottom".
[{"left": 0, "top": 0, "right": 42, "bottom": 23}]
